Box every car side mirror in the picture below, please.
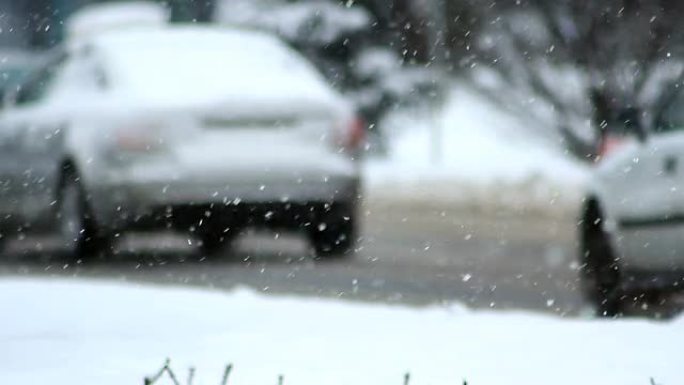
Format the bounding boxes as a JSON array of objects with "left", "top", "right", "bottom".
[{"left": 617, "top": 107, "right": 648, "bottom": 143}]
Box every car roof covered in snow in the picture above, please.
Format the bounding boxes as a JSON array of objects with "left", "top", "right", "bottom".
[
  {"left": 67, "top": 1, "right": 169, "bottom": 41},
  {"left": 74, "top": 26, "right": 343, "bottom": 112}
]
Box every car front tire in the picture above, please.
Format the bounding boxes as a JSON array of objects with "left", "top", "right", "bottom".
[
  {"left": 579, "top": 201, "right": 624, "bottom": 317},
  {"left": 57, "top": 169, "right": 111, "bottom": 261}
]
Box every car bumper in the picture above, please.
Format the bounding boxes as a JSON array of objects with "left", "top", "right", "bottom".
[{"left": 89, "top": 174, "right": 360, "bottom": 231}]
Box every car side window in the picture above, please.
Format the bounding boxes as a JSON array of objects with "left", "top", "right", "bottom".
[
  {"left": 9, "top": 51, "right": 67, "bottom": 108},
  {"left": 50, "top": 51, "right": 109, "bottom": 97},
  {"left": 656, "top": 93, "right": 684, "bottom": 134},
  {"left": 13, "top": 64, "right": 61, "bottom": 107}
]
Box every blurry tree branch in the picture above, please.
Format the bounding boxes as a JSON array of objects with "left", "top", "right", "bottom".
[{"left": 441, "top": 0, "right": 684, "bottom": 159}]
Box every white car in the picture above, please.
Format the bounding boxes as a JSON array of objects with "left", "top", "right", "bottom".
[
  {"left": 580, "top": 105, "right": 684, "bottom": 316},
  {"left": 0, "top": 26, "right": 362, "bottom": 259}
]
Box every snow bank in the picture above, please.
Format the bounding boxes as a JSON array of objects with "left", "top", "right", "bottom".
[
  {"left": 365, "top": 83, "right": 590, "bottom": 214},
  {"left": 0, "top": 278, "right": 679, "bottom": 385}
]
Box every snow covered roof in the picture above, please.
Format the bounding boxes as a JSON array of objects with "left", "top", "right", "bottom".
[
  {"left": 66, "top": 1, "right": 169, "bottom": 42},
  {"left": 85, "top": 26, "right": 343, "bottom": 113},
  {"left": 216, "top": 0, "right": 372, "bottom": 45},
  {"left": 353, "top": 47, "right": 403, "bottom": 80}
]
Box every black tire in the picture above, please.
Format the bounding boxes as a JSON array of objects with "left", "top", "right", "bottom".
[
  {"left": 579, "top": 201, "right": 624, "bottom": 317},
  {"left": 198, "top": 226, "right": 238, "bottom": 256},
  {"left": 57, "top": 168, "right": 111, "bottom": 261},
  {"left": 310, "top": 203, "right": 357, "bottom": 258},
  {"left": 0, "top": 234, "right": 6, "bottom": 256}
]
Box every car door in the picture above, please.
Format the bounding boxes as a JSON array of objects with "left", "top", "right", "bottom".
[
  {"left": 0, "top": 53, "right": 67, "bottom": 230},
  {"left": 601, "top": 135, "right": 678, "bottom": 270},
  {"left": 0, "top": 119, "right": 28, "bottom": 222},
  {"left": 607, "top": 100, "right": 684, "bottom": 271}
]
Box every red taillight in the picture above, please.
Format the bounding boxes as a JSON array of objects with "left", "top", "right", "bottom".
[
  {"left": 340, "top": 116, "right": 366, "bottom": 151},
  {"left": 112, "top": 123, "right": 167, "bottom": 154},
  {"left": 115, "top": 131, "right": 157, "bottom": 152},
  {"left": 597, "top": 135, "right": 626, "bottom": 161}
]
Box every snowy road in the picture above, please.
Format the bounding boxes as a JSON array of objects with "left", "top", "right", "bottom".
[
  {"left": 1, "top": 197, "right": 683, "bottom": 317},
  {"left": 0, "top": 198, "right": 597, "bottom": 316}
]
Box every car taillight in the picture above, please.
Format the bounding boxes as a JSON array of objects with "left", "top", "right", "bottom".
[
  {"left": 597, "top": 135, "right": 627, "bottom": 161},
  {"left": 108, "top": 122, "right": 173, "bottom": 159},
  {"left": 115, "top": 131, "right": 160, "bottom": 152},
  {"left": 335, "top": 115, "right": 366, "bottom": 152}
]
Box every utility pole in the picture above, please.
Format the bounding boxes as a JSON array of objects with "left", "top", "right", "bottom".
[{"left": 426, "top": 0, "right": 447, "bottom": 166}]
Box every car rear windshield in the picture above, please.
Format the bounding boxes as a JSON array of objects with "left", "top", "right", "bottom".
[{"left": 102, "top": 29, "right": 327, "bottom": 101}]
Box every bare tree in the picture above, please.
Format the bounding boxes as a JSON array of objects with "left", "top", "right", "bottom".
[{"left": 442, "top": 0, "right": 684, "bottom": 159}]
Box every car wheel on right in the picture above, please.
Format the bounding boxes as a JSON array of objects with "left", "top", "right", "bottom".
[
  {"left": 310, "top": 202, "right": 357, "bottom": 259},
  {"left": 579, "top": 203, "right": 625, "bottom": 317},
  {"left": 578, "top": 201, "right": 677, "bottom": 317}
]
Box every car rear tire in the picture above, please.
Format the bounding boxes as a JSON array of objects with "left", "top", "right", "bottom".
[
  {"left": 58, "top": 169, "right": 111, "bottom": 261},
  {"left": 579, "top": 202, "right": 624, "bottom": 317},
  {"left": 198, "top": 226, "right": 238, "bottom": 256},
  {"left": 0, "top": 234, "right": 6, "bottom": 256},
  {"left": 310, "top": 203, "right": 357, "bottom": 259}
]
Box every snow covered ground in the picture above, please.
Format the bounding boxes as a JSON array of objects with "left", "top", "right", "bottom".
[
  {"left": 1, "top": 278, "right": 679, "bottom": 385},
  {"left": 364, "top": 83, "right": 590, "bottom": 215}
]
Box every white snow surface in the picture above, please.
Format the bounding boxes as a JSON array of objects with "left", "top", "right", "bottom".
[
  {"left": 365, "top": 83, "right": 590, "bottom": 212},
  {"left": 353, "top": 47, "right": 402, "bottom": 79},
  {"left": 41, "top": 26, "right": 349, "bottom": 123},
  {"left": 216, "top": 0, "right": 371, "bottom": 45},
  {"left": 0, "top": 278, "right": 679, "bottom": 385},
  {"left": 90, "top": 27, "right": 342, "bottom": 112},
  {"left": 66, "top": 1, "right": 169, "bottom": 41}
]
